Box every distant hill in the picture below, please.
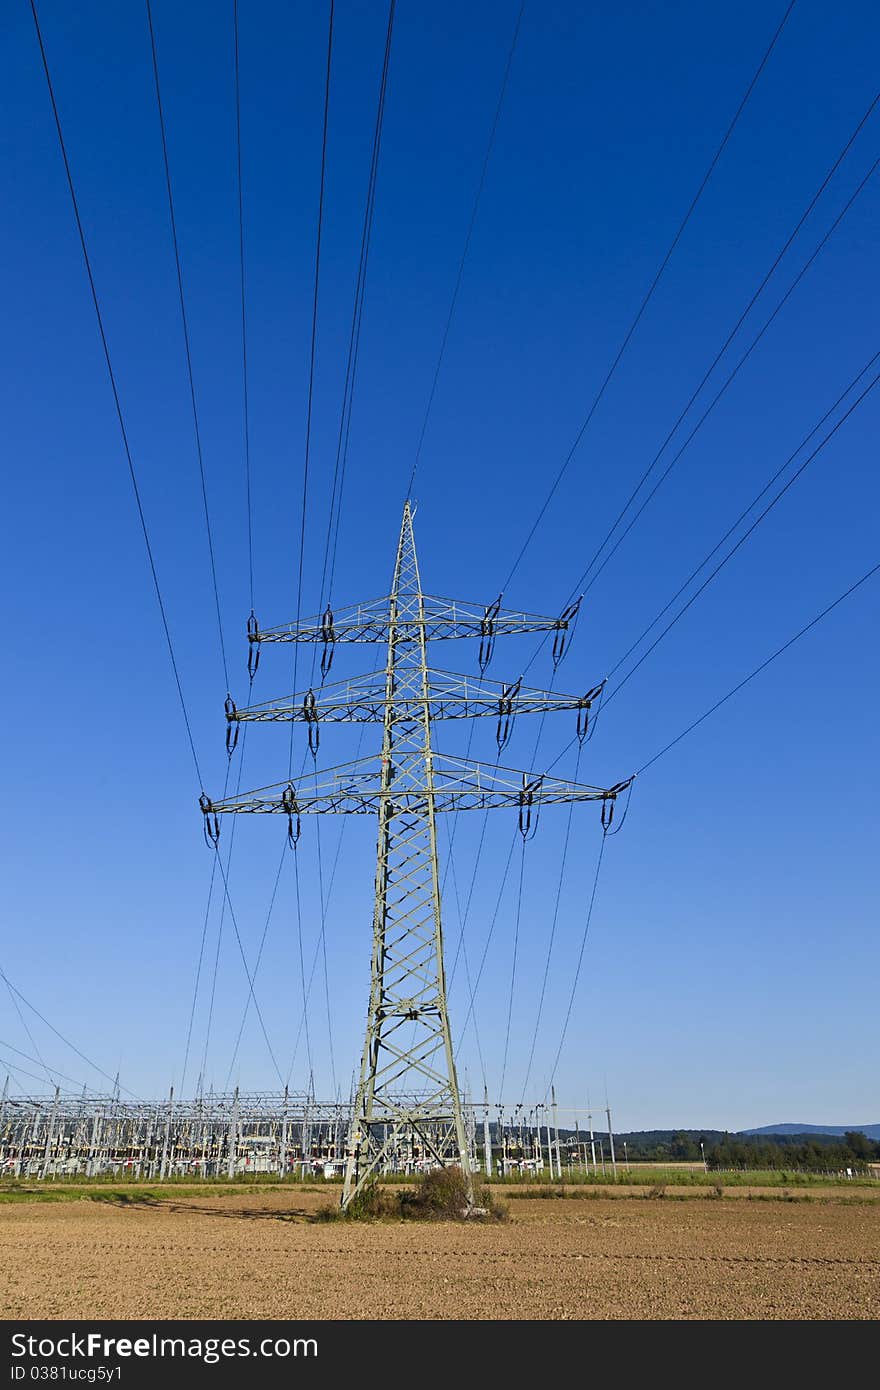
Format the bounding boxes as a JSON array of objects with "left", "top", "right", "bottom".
[{"left": 741, "top": 1123, "right": 880, "bottom": 1140}]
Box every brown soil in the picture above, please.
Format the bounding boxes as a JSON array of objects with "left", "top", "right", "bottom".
[{"left": 1, "top": 1189, "right": 878, "bottom": 1320}]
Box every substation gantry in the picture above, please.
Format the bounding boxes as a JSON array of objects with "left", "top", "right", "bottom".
[{"left": 199, "top": 502, "right": 631, "bottom": 1208}]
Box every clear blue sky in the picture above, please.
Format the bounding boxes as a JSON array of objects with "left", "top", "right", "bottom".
[{"left": 1, "top": 0, "right": 877, "bottom": 1129}]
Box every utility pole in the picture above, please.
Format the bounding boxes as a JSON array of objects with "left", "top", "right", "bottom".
[
  {"left": 483, "top": 1087, "right": 492, "bottom": 1177},
  {"left": 40, "top": 1086, "right": 60, "bottom": 1180},
  {"left": 159, "top": 1085, "right": 174, "bottom": 1180},
  {"left": 201, "top": 502, "right": 630, "bottom": 1210},
  {"left": 279, "top": 1085, "right": 289, "bottom": 1179},
  {"left": 606, "top": 1104, "right": 617, "bottom": 1180},
  {"left": 588, "top": 1110, "right": 596, "bottom": 1174},
  {"left": 552, "top": 1085, "right": 561, "bottom": 1179},
  {"left": 226, "top": 1087, "right": 239, "bottom": 1180}
]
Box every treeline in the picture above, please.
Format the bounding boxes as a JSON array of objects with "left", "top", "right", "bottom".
[
  {"left": 704, "top": 1131, "right": 879, "bottom": 1173},
  {"left": 563, "top": 1128, "right": 880, "bottom": 1172}
]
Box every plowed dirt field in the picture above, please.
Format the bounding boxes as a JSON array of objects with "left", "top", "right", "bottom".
[{"left": 2, "top": 1188, "right": 878, "bottom": 1320}]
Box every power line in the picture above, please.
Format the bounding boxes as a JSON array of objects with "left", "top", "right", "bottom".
[
  {"left": 502, "top": 0, "right": 799, "bottom": 591},
  {"left": 184, "top": 1, "right": 269, "bottom": 1099},
  {"left": 558, "top": 91, "right": 879, "bottom": 609},
  {"left": 30, "top": 0, "right": 203, "bottom": 787},
  {"left": 210, "top": 844, "right": 284, "bottom": 1087},
  {"left": 406, "top": 0, "right": 525, "bottom": 500},
  {"left": 0, "top": 965, "right": 142, "bottom": 1101},
  {"left": 541, "top": 351, "right": 880, "bottom": 778},
  {"left": 636, "top": 558, "right": 880, "bottom": 776},
  {"left": 0, "top": 1054, "right": 65, "bottom": 1094},
  {"left": 519, "top": 739, "right": 583, "bottom": 1103},
  {"left": 535, "top": 556, "right": 880, "bottom": 1099},
  {"left": 572, "top": 148, "right": 880, "bottom": 606},
  {"left": 325, "top": 0, "right": 396, "bottom": 603},
  {"left": 498, "top": 836, "right": 526, "bottom": 1100},
  {"left": 2, "top": 973, "right": 53, "bottom": 1090},
  {"left": 607, "top": 347, "right": 880, "bottom": 684},
  {"left": 199, "top": 4, "right": 341, "bottom": 1090},
  {"left": 299, "top": 5, "right": 396, "bottom": 1089},
  {"left": 179, "top": 848, "right": 219, "bottom": 1091},
  {"left": 30, "top": 4, "right": 276, "bottom": 1094},
  {"left": 606, "top": 362, "right": 880, "bottom": 703},
  {"left": 289, "top": 0, "right": 335, "bottom": 778},
  {"left": 542, "top": 831, "right": 607, "bottom": 1098},
  {"left": 519, "top": 129, "right": 878, "bottom": 693},
  {"left": 0, "top": 1039, "right": 98, "bottom": 1096},
  {"left": 146, "top": 0, "right": 230, "bottom": 691},
  {"left": 458, "top": 824, "right": 520, "bottom": 1048},
  {"left": 233, "top": 0, "right": 255, "bottom": 616},
  {"left": 224, "top": 844, "right": 286, "bottom": 1088},
  {"left": 441, "top": 837, "right": 487, "bottom": 1089},
  {"left": 291, "top": 845, "right": 314, "bottom": 1085}
]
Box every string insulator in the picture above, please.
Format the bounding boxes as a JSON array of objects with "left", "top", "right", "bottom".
[
  {"left": 478, "top": 594, "right": 502, "bottom": 673},
  {"left": 496, "top": 675, "right": 522, "bottom": 751},
  {"left": 602, "top": 776, "right": 635, "bottom": 836},
  {"left": 575, "top": 680, "right": 606, "bottom": 744},
  {"left": 303, "top": 688, "right": 320, "bottom": 756},
  {"left": 518, "top": 772, "right": 543, "bottom": 841},
  {"left": 247, "top": 611, "right": 260, "bottom": 680},
  {"left": 320, "top": 605, "right": 336, "bottom": 679},
  {"left": 551, "top": 596, "right": 582, "bottom": 669},
  {"left": 199, "top": 793, "right": 220, "bottom": 846},
  {"left": 224, "top": 695, "right": 239, "bottom": 756},
  {"left": 282, "top": 782, "right": 301, "bottom": 846}
]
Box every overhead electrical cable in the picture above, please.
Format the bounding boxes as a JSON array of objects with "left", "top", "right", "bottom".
[
  {"left": 29, "top": 0, "right": 203, "bottom": 788},
  {"left": 30, "top": 0, "right": 299, "bottom": 1097},
  {"left": 540, "top": 354, "right": 880, "bottom": 781},
  {"left": 541, "top": 832, "right": 607, "bottom": 1097},
  {"left": 501, "top": 0, "right": 799, "bottom": 591},
  {"left": 224, "top": 848, "right": 287, "bottom": 1088},
  {"left": 2, "top": 975, "right": 53, "bottom": 1089},
  {"left": 519, "top": 132, "right": 878, "bottom": 689},
  {"left": 518, "top": 739, "right": 583, "bottom": 1102},
  {"left": 457, "top": 824, "right": 520, "bottom": 1049},
  {"left": 406, "top": 0, "right": 525, "bottom": 500},
  {"left": 0, "top": 1055, "right": 68, "bottom": 1093},
  {"left": 324, "top": 0, "right": 396, "bottom": 602},
  {"left": 146, "top": 0, "right": 230, "bottom": 691},
  {"left": 442, "top": 847, "right": 487, "bottom": 1088},
  {"left": 550, "top": 86, "right": 878, "bottom": 608},
  {"left": 291, "top": 3, "right": 394, "bottom": 1093},
  {"left": 210, "top": 846, "right": 285, "bottom": 1087},
  {"left": 0, "top": 1040, "right": 99, "bottom": 1096},
  {"left": 595, "top": 355, "right": 873, "bottom": 717},
  {"left": 636, "top": 559, "right": 880, "bottom": 776},
  {"left": 179, "top": 811, "right": 224, "bottom": 1097},
  {"left": 289, "top": 0, "right": 335, "bottom": 779},
  {"left": 0, "top": 965, "right": 142, "bottom": 1101},
  {"left": 537, "top": 555, "right": 880, "bottom": 1091},
  {"left": 233, "top": 0, "right": 255, "bottom": 616},
  {"left": 569, "top": 147, "right": 880, "bottom": 606},
  {"left": 198, "top": 731, "right": 255, "bottom": 1088},
  {"left": 606, "top": 347, "right": 880, "bottom": 684},
  {"left": 498, "top": 837, "right": 526, "bottom": 1101}
]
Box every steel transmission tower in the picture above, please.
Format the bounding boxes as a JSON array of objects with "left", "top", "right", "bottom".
[{"left": 201, "top": 502, "right": 630, "bottom": 1208}]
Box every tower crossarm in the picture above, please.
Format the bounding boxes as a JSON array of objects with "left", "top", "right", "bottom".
[
  {"left": 249, "top": 593, "right": 579, "bottom": 647},
  {"left": 200, "top": 754, "right": 631, "bottom": 823},
  {"left": 225, "top": 670, "right": 606, "bottom": 730}
]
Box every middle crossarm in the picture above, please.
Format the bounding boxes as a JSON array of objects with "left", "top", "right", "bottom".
[
  {"left": 225, "top": 671, "right": 605, "bottom": 726},
  {"left": 200, "top": 754, "right": 632, "bottom": 822}
]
